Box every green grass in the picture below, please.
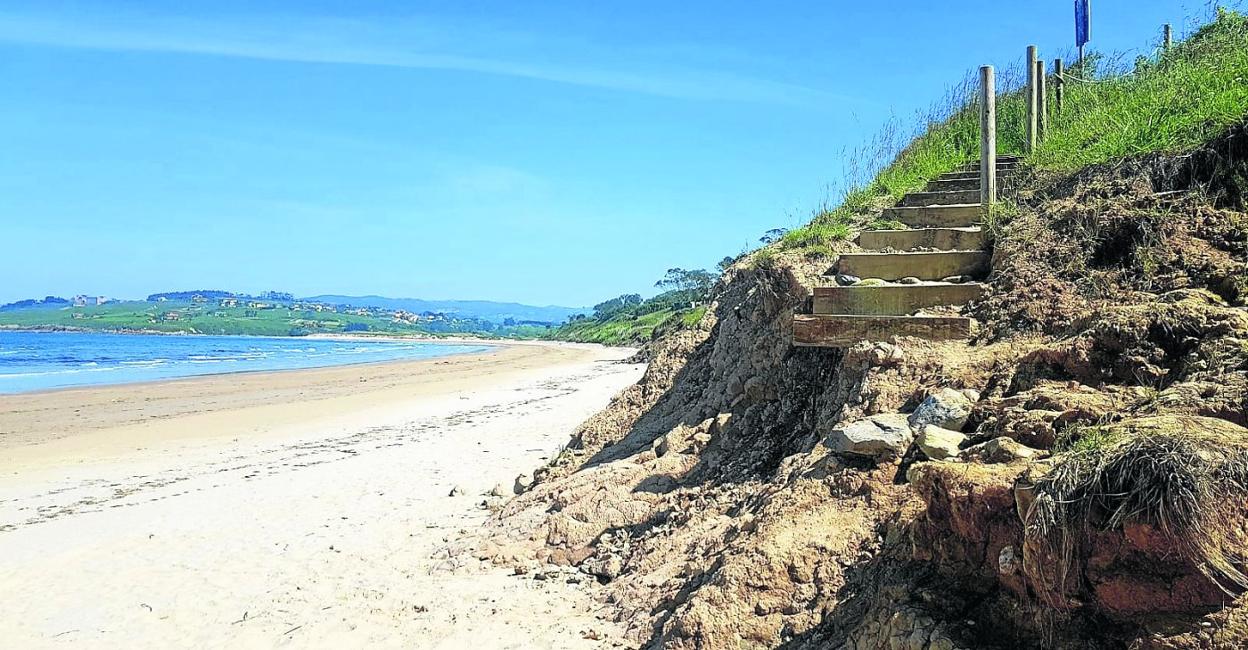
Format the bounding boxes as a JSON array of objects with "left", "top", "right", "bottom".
[
  {"left": 551, "top": 309, "right": 679, "bottom": 346},
  {"left": 1035, "top": 10, "right": 1248, "bottom": 169},
  {"left": 781, "top": 9, "right": 1248, "bottom": 250}
]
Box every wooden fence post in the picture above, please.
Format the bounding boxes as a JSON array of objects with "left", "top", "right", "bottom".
[
  {"left": 1026, "top": 45, "right": 1038, "bottom": 153},
  {"left": 1164, "top": 23, "right": 1173, "bottom": 51},
  {"left": 1054, "top": 58, "right": 1065, "bottom": 115},
  {"left": 1036, "top": 60, "right": 1048, "bottom": 143},
  {"left": 979, "top": 66, "right": 997, "bottom": 213}
]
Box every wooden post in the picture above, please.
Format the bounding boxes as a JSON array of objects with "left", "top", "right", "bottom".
[
  {"left": 1164, "top": 23, "right": 1173, "bottom": 51},
  {"left": 979, "top": 66, "right": 997, "bottom": 213},
  {"left": 1054, "top": 58, "right": 1065, "bottom": 115},
  {"left": 1036, "top": 60, "right": 1048, "bottom": 143},
  {"left": 1026, "top": 45, "right": 1038, "bottom": 153}
]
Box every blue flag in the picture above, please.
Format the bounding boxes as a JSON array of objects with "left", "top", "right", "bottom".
[{"left": 1075, "top": 0, "right": 1091, "bottom": 47}]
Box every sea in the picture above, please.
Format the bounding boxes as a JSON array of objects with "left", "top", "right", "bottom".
[{"left": 0, "top": 331, "right": 493, "bottom": 394}]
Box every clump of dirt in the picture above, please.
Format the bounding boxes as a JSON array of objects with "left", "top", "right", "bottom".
[{"left": 477, "top": 124, "right": 1248, "bottom": 649}]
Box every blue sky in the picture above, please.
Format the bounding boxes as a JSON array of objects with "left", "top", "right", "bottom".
[{"left": 0, "top": 0, "right": 1209, "bottom": 306}]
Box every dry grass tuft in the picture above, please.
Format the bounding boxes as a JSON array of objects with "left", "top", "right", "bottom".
[{"left": 1025, "top": 416, "right": 1248, "bottom": 603}]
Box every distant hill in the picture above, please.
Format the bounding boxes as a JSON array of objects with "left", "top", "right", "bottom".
[
  {"left": 0, "top": 296, "right": 71, "bottom": 311},
  {"left": 303, "top": 295, "right": 587, "bottom": 325}
]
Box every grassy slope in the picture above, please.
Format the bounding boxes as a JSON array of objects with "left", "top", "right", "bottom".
[{"left": 778, "top": 9, "right": 1248, "bottom": 253}]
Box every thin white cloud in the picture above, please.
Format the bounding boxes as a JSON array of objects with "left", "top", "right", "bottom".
[{"left": 0, "top": 10, "right": 843, "bottom": 106}]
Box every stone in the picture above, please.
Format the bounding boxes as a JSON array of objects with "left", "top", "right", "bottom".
[
  {"left": 828, "top": 413, "right": 914, "bottom": 459},
  {"left": 916, "top": 426, "right": 966, "bottom": 460},
  {"left": 958, "top": 388, "right": 981, "bottom": 403},
  {"left": 870, "top": 342, "right": 905, "bottom": 366},
  {"left": 897, "top": 276, "right": 922, "bottom": 285},
  {"left": 835, "top": 274, "right": 861, "bottom": 286},
  {"left": 744, "top": 376, "right": 777, "bottom": 401},
  {"left": 960, "top": 436, "right": 1041, "bottom": 464},
  {"left": 998, "top": 545, "right": 1020, "bottom": 575},
  {"left": 513, "top": 473, "right": 534, "bottom": 495},
  {"left": 853, "top": 278, "right": 887, "bottom": 287},
  {"left": 908, "top": 388, "right": 974, "bottom": 432}
]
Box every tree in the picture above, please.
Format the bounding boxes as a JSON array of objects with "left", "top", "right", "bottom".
[
  {"left": 759, "top": 228, "right": 789, "bottom": 245},
  {"left": 716, "top": 256, "right": 736, "bottom": 273},
  {"left": 593, "top": 294, "right": 643, "bottom": 320},
  {"left": 654, "top": 268, "right": 716, "bottom": 301}
]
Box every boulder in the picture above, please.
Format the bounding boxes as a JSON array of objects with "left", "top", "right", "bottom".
[
  {"left": 960, "top": 436, "right": 1041, "bottom": 464},
  {"left": 828, "top": 413, "right": 914, "bottom": 459},
  {"left": 908, "top": 388, "right": 974, "bottom": 432},
  {"left": 916, "top": 426, "right": 967, "bottom": 460},
  {"left": 835, "top": 274, "right": 861, "bottom": 286}
]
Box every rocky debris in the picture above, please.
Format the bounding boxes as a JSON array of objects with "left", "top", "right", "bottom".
[
  {"left": 959, "top": 437, "right": 1041, "bottom": 464},
  {"left": 829, "top": 413, "right": 914, "bottom": 460},
  {"left": 908, "top": 388, "right": 974, "bottom": 432},
  {"left": 513, "top": 473, "right": 534, "bottom": 495},
  {"left": 744, "top": 375, "right": 778, "bottom": 402},
  {"left": 917, "top": 426, "right": 966, "bottom": 460},
  {"left": 836, "top": 274, "right": 862, "bottom": 286},
  {"left": 869, "top": 342, "right": 905, "bottom": 367}
]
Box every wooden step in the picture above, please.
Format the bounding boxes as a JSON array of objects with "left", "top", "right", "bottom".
[
  {"left": 925, "top": 177, "right": 981, "bottom": 192},
  {"left": 835, "top": 251, "right": 990, "bottom": 281},
  {"left": 793, "top": 314, "right": 974, "bottom": 347},
  {"left": 962, "top": 162, "right": 1020, "bottom": 173},
  {"left": 813, "top": 283, "right": 985, "bottom": 316},
  {"left": 881, "top": 204, "right": 981, "bottom": 228},
  {"left": 857, "top": 227, "right": 986, "bottom": 252},
  {"left": 937, "top": 170, "right": 1017, "bottom": 182},
  {"left": 900, "top": 189, "right": 980, "bottom": 207}
]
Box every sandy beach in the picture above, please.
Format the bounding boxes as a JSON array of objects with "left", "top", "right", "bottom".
[{"left": 0, "top": 342, "right": 644, "bottom": 649}]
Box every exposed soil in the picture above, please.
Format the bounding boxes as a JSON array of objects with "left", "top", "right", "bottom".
[{"left": 481, "top": 123, "right": 1248, "bottom": 649}]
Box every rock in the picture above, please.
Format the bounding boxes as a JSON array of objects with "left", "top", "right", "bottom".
[
  {"left": 448, "top": 485, "right": 465, "bottom": 497},
  {"left": 870, "top": 342, "right": 905, "bottom": 366},
  {"left": 744, "top": 376, "right": 777, "bottom": 402},
  {"left": 958, "top": 388, "right": 981, "bottom": 403},
  {"left": 489, "top": 483, "right": 508, "bottom": 497},
  {"left": 828, "top": 413, "right": 914, "bottom": 459},
  {"left": 916, "top": 426, "right": 967, "bottom": 460},
  {"left": 941, "top": 275, "right": 969, "bottom": 284},
  {"left": 908, "top": 388, "right": 974, "bottom": 432},
  {"left": 960, "top": 436, "right": 1041, "bottom": 464},
  {"left": 998, "top": 545, "right": 1020, "bottom": 575},
  {"left": 582, "top": 553, "right": 624, "bottom": 581},
  {"left": 897, "top": 276, "right": 922, "bottom": 285},
  {"left": 835, "top": 274, "right": 861, "bottom": 286},
  {"left": 513, "top": 473, "right": 534, "bottom": 495},
  {"left": 854, "top": 278, "right": 887, "bottom": 287}
]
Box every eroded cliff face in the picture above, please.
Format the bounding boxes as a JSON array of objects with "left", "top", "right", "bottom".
[{"left": 480, "top": 126, "right": 1248, "bottom": 649}]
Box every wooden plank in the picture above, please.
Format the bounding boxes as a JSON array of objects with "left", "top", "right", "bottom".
[
  {"left": 881, "top": 204, "right": 981, "bottom": 228},
  {"left": 813, "top": 283, "right": 985, "bottom": 316},
  {"left": 836, "top": 251, "right": 990, "bottom": 281},
  {"left": 899, "top": 189, "right": 980, "bottom": 207},
  {"left": 857, "top": 227, "right": 986, "bottom": 252},
  {"left": 793, "top": 314, "right": 973, "bottom": 347}
]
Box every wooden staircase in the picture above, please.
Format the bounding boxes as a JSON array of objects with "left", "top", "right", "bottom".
[{"left": 793, "top": 157, "right": 1019, "bottom": 347}]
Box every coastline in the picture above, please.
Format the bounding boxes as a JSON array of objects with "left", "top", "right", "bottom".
[{"left": 0, "top": 339, "right": 643, "bottom": 648}]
